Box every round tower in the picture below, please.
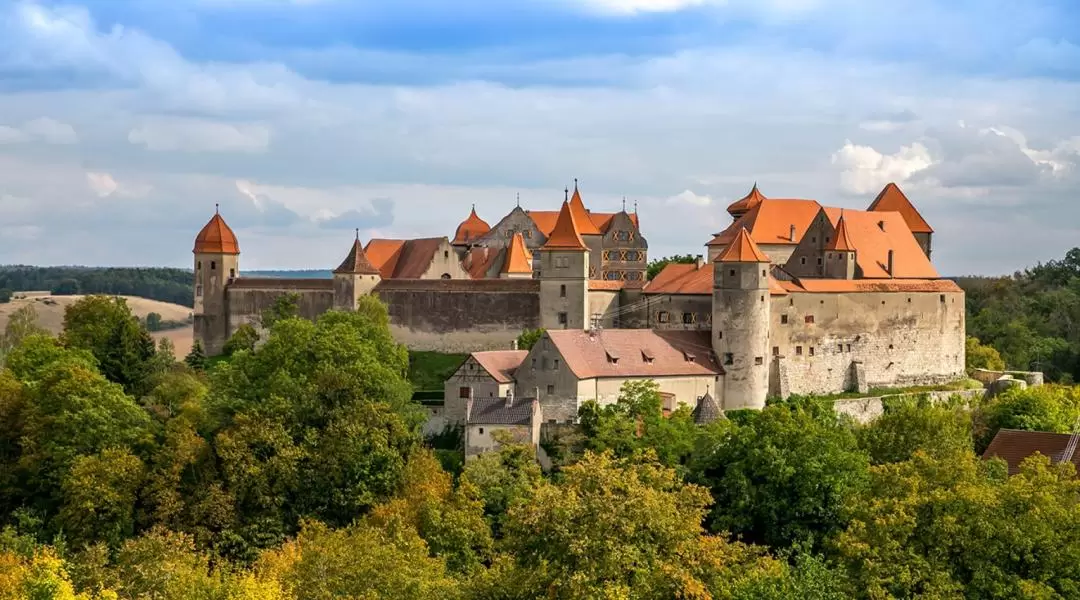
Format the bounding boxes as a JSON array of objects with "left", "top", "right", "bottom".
[
  {"left": 712, "top": 227, "right": 771, "bottom": 410},
  {"left": 193, "top": 205, "right": 240, "bottom": 356}
]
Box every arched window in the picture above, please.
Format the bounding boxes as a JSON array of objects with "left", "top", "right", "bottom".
[{"left": 440, "top": 273, "right": 452, "bottom": 279}]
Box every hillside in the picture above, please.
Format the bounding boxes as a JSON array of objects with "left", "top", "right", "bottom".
[
  {"left": 0, "top": 292, "right": 194, "bottom": 356},
  {"left": 0, "top": 265, "right": 193, "bottom": 307}
]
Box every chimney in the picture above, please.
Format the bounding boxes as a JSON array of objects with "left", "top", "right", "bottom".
[
  {"left": 695, "top": 255, "right": 704, "bottom": 269},
  {"left": 510, "top": 339, "right": 518, "bottom": 351},
  {"left": 887, "top": 249, "right": 894, "bottom": 277},
  {"left": 789, "top": 224, "right": 796, "bottom": 241},
  {"left": 506, "top": 387, "right": 514, "bottom": 408}
]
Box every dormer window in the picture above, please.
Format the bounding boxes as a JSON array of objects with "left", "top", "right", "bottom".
[
  {"left": 641, "top": 348, "right": 654, "bottom": 364},
  {"left": 682, "top": 351, "right": 695, "bottom": 362},
  {"left": 606, "top": 352, "right": 618, "bottom": 364}
]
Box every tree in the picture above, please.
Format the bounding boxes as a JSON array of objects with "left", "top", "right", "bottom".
[
  {"left": 689, "top": 403, "right": 870, "bottom": 550},
  {"left": 222, "top": 324, "right": 259, "bottom": 357},
  {"left": 0, "top": 289, "right": 11, "bottom": 304},
  {"left": 0, "top": 304, "right": 46, "bottom": 362},
  {"left": 966, "top": 336, "right": 1005, "bottom": 373},
  {"left": 836, "top": 451, "right": 1080, "bottom": 599},
  {"left": 515, "top": 328, "right": 544, "bottom": 351},
  {"left": 260, "top": 293, "right": 300, "bottom": 330},
  {"left": 184, "top": 341, "right": 207, "bottom": 371},
  {"left": 145, "top": 312, "right": 163, "bottom": 332},
  {"left": 60, "top": 296, "right": 157, "bottom": 396},
  {"left": 646, "top": 254, "right": 699, "bottom": 281},
  {"left": 57, "top": 448, "right": 146, "bottom": 549},
  {"left": 857, "top": 397, "right": 974, "bottom": 465},
  {"left": 51, "top": 279, "right": 80, "bottom": 296},
  {"left": 974, "top": 384, "right": 1080, "bottom": 452},
  {"left": 460, "top": 442, "right": 543, "bottom": 537}
]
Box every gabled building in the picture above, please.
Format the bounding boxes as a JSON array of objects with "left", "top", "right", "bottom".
[
  {"left": 464, "top": 394, "right": 542, "bottom": 460},
  {"left": 983, "top": 429, "right": 1080, "bottom": 476},
  {"left": 444, "top": 350, "right": 529, "bottom": 423}
]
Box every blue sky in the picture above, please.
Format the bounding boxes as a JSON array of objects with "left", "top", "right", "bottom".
[{"left": 1, "top": 0, "right": 1079, "bottom": 273}]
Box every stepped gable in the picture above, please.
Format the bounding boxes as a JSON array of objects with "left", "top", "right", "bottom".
[
  {"left": 716, "top": 227, "right": 770, "bottom": 263},
  {"left": 725, "top": 183, "right": 766, "bottom": 218},
  {"left": 502, "top": 232, "right": 534, "bottom": 275},
  {"left": 568, "top": 182, "right": 602, "bottom": 235},
  {"left": 826, "top": 215, "right": 855, "bottom": 252},
  {"left": 452, "top": 205, "right": 492, "bottom": 245},
  {"left": 542, "top": 200, "right": 588, "bottom": 251},
  {"left": 334, "top": 237, "right": 381, "bottom": 275},
  {"left": 194, "top": 208, "right": 240, "bottom": 254},
  {"left": 709, "top": 198, "right": 823, "bottom": 248},
  {"left": 868, "top": 182, "right": 933, "bottom": 234}
]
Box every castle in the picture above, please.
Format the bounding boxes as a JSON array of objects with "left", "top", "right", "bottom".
[{"left": 193, "top": 181, "right": 965, "bottom": 413}]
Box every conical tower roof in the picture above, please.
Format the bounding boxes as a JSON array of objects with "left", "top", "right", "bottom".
[
  {"left": 334, "top": 235, "right": 381, "bottom": 275},
  {"left": 502, "top": 232, "right": 534, "bottom": 275},
  {"left": 194, "top": 206, "right": 240, "bottom": 254},
  {"left": 715, "top": 227, "right": 769, "bottom": 263},
  {"left": 452, "top": 205, "right": 491, "bottom": 244},
  {"left": 568, "top": 181, "right": 602, "bottom": 235},
  {"left": 868, "top": 182, "right": 933, "bottom": 233},
  {"left": 542, "top": 200, "right": 588, "bottom": 251},
  {"left": 826, "top": 215, "right": 855, "bottom": 252}
]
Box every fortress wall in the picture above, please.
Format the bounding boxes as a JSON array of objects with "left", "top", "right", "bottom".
[
  {"left": 375, "top": 279, "right": 541, "bottom": 353},
  {"left": 225, "top": 279, "right": 335, "bottom": 339},
  {"left": 769, "top": 289, "right": 966, "bottom": 396}
]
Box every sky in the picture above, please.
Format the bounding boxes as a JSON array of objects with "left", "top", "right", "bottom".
[{"left": 0, "top": 0, "right": 1078, "bottom": 274}]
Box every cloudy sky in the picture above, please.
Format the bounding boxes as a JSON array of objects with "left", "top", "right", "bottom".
[{"left": 0, "top": 0, "right": 1078, "bottom": 274}]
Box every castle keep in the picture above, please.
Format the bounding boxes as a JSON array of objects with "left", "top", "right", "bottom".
[{"left": 193, "top": 181, "right": 965, "bottom": 414}]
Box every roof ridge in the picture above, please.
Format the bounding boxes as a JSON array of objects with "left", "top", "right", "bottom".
[
  {"left": 867, "top": 182, "right": 933, "bottom": 234},
  {"left": 715, "top": 227, "right": 770, "bottom": 263},
  {"left": 826, "top": 215, "right": 856, "bottom": 252},
  {"left": 502, "top": 231, "right": 534, "bottom": 274},
  {"left": 334, "top": 237, "right": 381, "bottom": 275}
]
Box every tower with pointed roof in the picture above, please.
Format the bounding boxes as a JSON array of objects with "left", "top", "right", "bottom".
[
  {"left": 501, "top": 232, "right": 534, "bottom": 279},
  {"left": 333, "top": 231, "right": 383, "bottom": 310},
  {"left": 712, "top": 227, "right": 771, "bottom": 410},
  {"left": 824, "top": 215, "right": 857, "bottom": 280},
  {"left": 193, "top": 206, "right": 240, "bottom": 356},
  {"left": 539, "top": 200, "right": 590, "bottom": 330}
]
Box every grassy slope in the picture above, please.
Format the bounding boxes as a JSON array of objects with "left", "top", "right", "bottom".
[{"left": 409, "top": 350, "right": 467, "bottom": 391}]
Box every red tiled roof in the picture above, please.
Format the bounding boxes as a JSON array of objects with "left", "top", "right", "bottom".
[
  {"left": 194, "top": 211, "right": 240, "bottom": 254},
  {"left": 569, "top": 185, "right": 602, "bottom": 235},
  {"left": 726, "top": 183, "right": 766, "bottom": 217},
  {"left": 644, "top": 263, "right": 788, "bottom": 296},
  {"left": 542, "top": 201, "right": 588, "bottom": 250},
  {"left": 826, "top": 215, "right": 855, "bottom": 252},
  {"left": 545, "top": 329, "right": 722, "bottom": 379},
  {"left": 821, "top": 210, "right": 938, "bottom": 279},
  {"left": 868, "top": 182, "right": 933, "bottom": 234},
  {"left": 779, "top": 278, "right": 962, "bottom": 293},
  {"left": 334, "top": 238, "right": 381, "bottom": 275},
  {"left": 709, "top": 198, "right": 824, "bottom": 247},
  {"left": 983, "top": 429, "right": 1080, "bottom": 476},
  {"left": 503, "top": 232, "right": 533, "bottom": 275},
  {"left": 452, "top": 206, "right": 491, "bottom": 245},
  {"left": 463, "top": 246, "right": 501, "bottom": 279},
  {"left": 471, "top": 350, "right": 529, "bottom": 384},
  {"left": 590, "top": 211, "right": 639, "bottom": 233},
  {"left": 364, "top": 238, "right": 448, "bottom": 279},
  {"left": 527, "top": 211, "right": 638, "bottom": 236},
  {"left": 716, "top": 227, "right": 770, "bottom": 263}
]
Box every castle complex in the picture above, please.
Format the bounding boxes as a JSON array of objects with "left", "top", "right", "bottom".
[{"left": 193, "top": 181, "right": 965, "bottom": 415}]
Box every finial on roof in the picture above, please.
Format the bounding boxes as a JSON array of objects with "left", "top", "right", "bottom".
[
  {"left": 215, "top": 203, "right": 219, "bottom": 214},
  {"left": 565, "top": 187, "right": 569, "bottom": 202},
  {"left": 622, "top": 196, "right": 626, "bottom": 211},
  {"left": 574, "top": 178, "right": 578, "bottom": 190},
  {"left": 634, "top": 199, "right": 638, "bottom": 213},
  {"left": 355, "top": 227, "right": 359, "bottom": 241},
  {"left": 516, "top": 192, "right": 520, "bottom": 207}
]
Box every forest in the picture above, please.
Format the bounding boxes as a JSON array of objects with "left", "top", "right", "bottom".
[
  {"left": 0, "top": 292, "right": 1079, "bottom": 599},
  {"left": 0, "top": 266, "right": 194, "bottom": 308}
]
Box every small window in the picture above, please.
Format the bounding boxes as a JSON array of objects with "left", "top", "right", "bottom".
[
  {"left": 772, "top": 346, "right": 779, "bottom": 356},
  {"left": 479, "top": 427, "right": 484, "bottom": 435},
  {"left": 809, "top": 347, "right": 815, "bottom": 356},
  {"left": 846, "top": 344, "right": 852, "bottom": 352},
  {"left": 558, "top": 312, "right": 568, "bottom": 325},
  {"left": 940, "top": 294, "right": 946, "bottom": 303},
  {"left": 800, "top": 257, "right": 806, "bottom": 265},
  {"left": 459, "top": 387, "right": 470, "bottom": 398},
  {"left": 444, "top": 250, "right": 449, "bottom": 259},
  {"left": 805, "top": 315, "right": 815, "bottom": 324},
  {"left": 468, "top": 363, "right": 474, "bottom": 370},
  {"left": 197, "top": 261, "right": 202, "bottom": 271},
  {"left": 210, "top": 261, "right": 217, "bottom": 270},
  {"left": 682, "top": 312, "right": 695, "bottom": 324},
  {"left": 781, "top": 314, "right": 789, "bottom": 324},
  {"left": 729, "top": 269, "right": 736, "bottom": 277},
  {"left": 553, "top": 359, "right": 560, "bottom": 370},
  {"left": 658, "top": 311, "right": 670, "bottom": 324},
  {"left": 888, "top": 344, "right": 894, "bottom": 350},
  {"left": 762, "top": 269, "right": 766, "bottom": 277},
  {"left": 838, "top": 344, "right": 843, "bottom": 353},
  {"left": 907, "top": 297, "right": 912, "bottom": 303},
  {"left": 548, "top": 419, "right": 557, "bottom": 424},
  {"left": 723, "top": 353, "right": 734, "bottom": 365},
  {"left": 796, "top": 346, "right": 803, "bottom": 355},
  {"left": 754, "top": 356, "right": 764, "bottom": 365},
  {"left": 229, "top": 268, "right": 236, "bottom": 279},
  {"left": 811, "top": 236, "right": 817, "bottom": 243},
  {"left": 717, "top": 331, "right": 723, "bottom": 339},
  {"left": 532, "top": 358, "right": 536, "bottom": 367},
  {"left": 817, "top": 257, "right": 823, "bottom": 265},
  {"left": 441, "top": 273, "right": 452, "bottom": 279},
  {"left": 195, "top": 285, "right": 203, "bottom": 297},
  {"left": 546, "top": 384, "right": 555, "bottom": 394},
  {"left": 560, "top": 284, "right": 567, "bottom": 298}
]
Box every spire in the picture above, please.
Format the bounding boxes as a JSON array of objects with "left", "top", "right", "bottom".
[
  {"left": 215, "top": 203, "right": 220, "bottom": 214},
  {"left": 622, "top": 196, "right": 626, "bottom": 212},
  {"left": 565, "top": 187, "right": 569, "bottom": 202},
  {"left": 715, "top": 227, "right": 769, "bottom": 263},
  {"left": 826, "top": 215, "right": 855, "bottom": 252},
  {"left": 726, "top": 183, "right": 767, "bottom": 218},
  {"left": 452, "top": 205, "right": 492, "bottom": 245},
  {"left": 502, "top": 232, "right": 534, "bottom": 275},
  {"left": 542, "top": 200, "right": 588, "bottom": 251},
  {"left": 334, "top": 237, "right": 381, "bottom": 275},
  {"left": 516, "top": 192, "right": 520, "bottom": 207},
  {"left": 566, "top": 179, "right": 601, "bottom": 235}
]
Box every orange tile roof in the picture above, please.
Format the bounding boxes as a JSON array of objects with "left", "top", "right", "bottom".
[
  {"left": 716, "top": 227, "right": 770, "bottom": 263},
  {"left": 868, "top": 182, "right": 933, "bottom": 234},
  {"left": 825, "top": 215, "right": 855, "bottom": 252},
  {"left": 452, "top": 206, "right": 491, "bottom": 245},
  {"left": 334, "top": 237, "right": 381, "bottom": 275},
  {"left": 527, "top": 211, "right": 638, "bottom": 236},
  {"left": 644, "top": 263, "right": 788, "bottom": 296},
  {"left": 364, "top": 239, "right": 405, "bottom": 278},
  {"left": 542, "top": 200, "right": 588, "bottom": 251},
  {"left": 726, "top": 183, "right": 766, "bottom": 217},
  {"left": 568, "top": 185, "right": 602, "bottom": 235},
  {"left": 779, "top": 278, "right": 961, "bottom": 293},
  {"left": 709, "top": 198, "right": 824, "bottom": 247},
  {"left": 193, "top": 210, "right": 240, "bottom": 254},
  {"left": 364, "top": 238, "right": 449, "bottom": 279},
  {"left": 590, "top": 211, "right": 639, "bottom": 233},
  {"left": 470, "top": 350, "right": 529, "bottom": 384},
  {"left": 545, "top": 329, "right": 722, "bottom": 379},
  {"left": 502, "top": 232, "right": 534, "bottom": 275},
  {"left": 463, "top": 246, "right": 501, "bottom": 279},
  {"left": 821, "top": 210, "right": 938, "bottom": 279},
  {"left": 983, "top": 429, "right": 1080, "bottom": 476}
]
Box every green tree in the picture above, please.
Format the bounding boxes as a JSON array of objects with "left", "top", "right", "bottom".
[
  {"left": 646, "top": 254, "right": 699, "bottom": 280},
  {"left": 836, "top": 451, "right": 1080, "bottom": 599},
  {"left": 460, "top": 442, "right": 543, "bottom": 537},
  {"left": 966, "top": 336, "right": 1006, "bottom": 373},
  {"left": 60, "top": 296, "right": 157, "bottom": 396},
  {"left": 145, "top": 312, "right": 163, "bottom": 332},
  {"left": 260, "top": 293, "right": 300, "bottom": 330},
  {"left": 974, "top": 384, "right": 1080, "bottom": 452},
  {"left": 689, "top": 403, "right": 870, "bottom": 550},
  {"left": 184, "top": 341, "right": 207, "bottom": 371},
  {"left": 52, "top": 279, "right": 80, "bottom": 296},
  {"left": 857, "top": 397, "right": 974, "bottom": 465},
  {"left": 0, "top": 304, "right": 46, "bottom": 363},
  {"left": 57, "top": 448, "right": 146, "bottom": 549},
  {"left": 515, "top": 328, "right": 544, "bottom": 351},
  {"left": 222, "top": 324, "right": 259, "bottom": 357},
  {"left": 0, "top": 289, "right": 12, "bottom": 304}
]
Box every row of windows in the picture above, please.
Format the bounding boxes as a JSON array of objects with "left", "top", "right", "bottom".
[
  {"left": 657, "top": 311, "right": 706, "bottom": 324},
  {"left": 602, "top": 270, "right": 645, "bottom": 281},
  {"left": 612, "top": 230, "right": 636, "bottom": 242},
  {"left": 503, "top": 229, "right": 534, "bottom": 239},
  {"left": 720, "top": 353, "right": 764, "bottom": 366},
  {"left": 602, "top": 250, "right": 644, "bottom": 262}
]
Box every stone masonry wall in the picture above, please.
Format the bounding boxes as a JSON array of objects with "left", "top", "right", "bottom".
[
  {"left": 376, "top": 279, "right": 541, "bottom": 353},
  {"left": 225, "top": 282, "right": 335, "bottom": 339}
]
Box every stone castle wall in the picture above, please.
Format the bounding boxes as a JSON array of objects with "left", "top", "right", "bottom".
[
  {"left": 225, "top": 279, "right": 336, "bottom": 340},
  {"left": 375, "top": 279, "right": 541, "bottom": 353}
]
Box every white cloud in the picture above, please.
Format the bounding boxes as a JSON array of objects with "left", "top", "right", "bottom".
[
  {"left": 667, "top": 189, "right": 712, "bottom": 206},
  {"left": 982, "top": 126, "right": 1079, "bottom": 175},
  {"left": 0, "top": 117, "right": 77, "bottom": 144},
  {"left": 86, "top": 172, "right": 118, "bottom": 197},
  {"left": 128, "top": 119, "right": 271, "bottom": 153},
  {"left": 831, "top": 141, "right": 935, "bottom": 194}
]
